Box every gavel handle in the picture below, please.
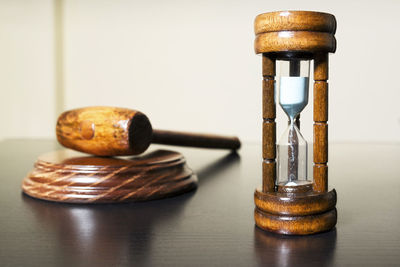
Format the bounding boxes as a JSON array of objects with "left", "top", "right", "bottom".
[{"left": 152, "top": 129, "right": 241, "bottom": 150}]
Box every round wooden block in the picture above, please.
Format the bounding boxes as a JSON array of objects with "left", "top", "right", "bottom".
[
  {"left": 255, "top": 207, "right": 337, "bottom": 236},
  {"left": 254, "top": 188, "right": 337, "bottom": 235},
  {"left": 254, "top": 11, "right": 337, "bottom": 55},
  {"left": 254, "top": 11, "right": 336, "bottom": 35},
  {"left": 254, "top": 31, "right": 336, "bottom": 55},
  {"left": 22, "top": 149, "right": 198, "bottom": 203},
  {"left": 254, "top": 188, "right": 336, "bottom": 216}
]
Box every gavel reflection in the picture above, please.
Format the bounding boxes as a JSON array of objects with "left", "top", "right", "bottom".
[
  {"left": 22, "top": 152, "right": 239, "bottom": 265},
  {"left": 23, "top": 194, "right": 190, "bottom": 265}
]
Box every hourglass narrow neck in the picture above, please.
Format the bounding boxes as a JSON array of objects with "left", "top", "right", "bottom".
[{"left": 289, "top": 116, "right": 296, "bottom": 126}]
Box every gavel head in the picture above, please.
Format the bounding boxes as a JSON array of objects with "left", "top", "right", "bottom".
[{"left": 56, "top": 106, "right": 153, "bottom": 156}]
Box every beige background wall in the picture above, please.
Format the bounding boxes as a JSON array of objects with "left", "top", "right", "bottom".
[
  {"left": 1, "top": 0, "right": 400, "bottom": 143},
  {"left": 0, "top": 0, "right": 55, "bottom": 139}
]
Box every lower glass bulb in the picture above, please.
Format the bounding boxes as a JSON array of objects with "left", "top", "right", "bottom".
[{"left": 277, "top": 122, "right": 308, "bottom": 186}]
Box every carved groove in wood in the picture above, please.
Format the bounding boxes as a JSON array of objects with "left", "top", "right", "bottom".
[{"left": 22, "top": 150, "right": 197, "bottom": 203}]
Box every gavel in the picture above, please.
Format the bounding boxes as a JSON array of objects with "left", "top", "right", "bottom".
[{"left": 56, "top": 106, "right": 241, "bottom": 156}]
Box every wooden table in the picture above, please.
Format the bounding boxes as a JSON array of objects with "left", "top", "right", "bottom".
[{"left": 1, "top": 139, "right": 399, "bottom": 266}]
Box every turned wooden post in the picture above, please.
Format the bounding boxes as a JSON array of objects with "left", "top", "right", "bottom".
[
  {"left": 313, "top": 53, "right": 329, "bottom": 192},
  {"left": 262, "top": 55, "right": 276, "bottom": 193}
]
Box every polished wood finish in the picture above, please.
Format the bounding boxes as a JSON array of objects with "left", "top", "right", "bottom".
[
  {"left": 57, "top": 106, "right": 152, "bottom": 156},
  {"left": 22, "top": 149, "right": 197, "bottom": 203},
  {"left": 262, "top": 79, "right": 275, "bottom": 119},
  {"left": 152, "top": 129, "right": 240, "bottom": 150},
  {"left": 255, "top": 11, "right": 336, "bottom": 35},
  {"left": 254, "top": 11, "right": 336, "bottom": 55},
  {"left": 254, "top": 227, "right": 337, "bottom": 266},
  {"left": 262, "top": 121, "right": 276, "bottom": 159},
  {"left": 255, "top": 31, "right": 336, "bottom": 55},
  {"left": 254, "top": 188, "right": 336, "bottom": 216},
  {"left": 314, "top": 81, "right": 328, "bottom": 122},
  {"left": 313, "top": 52, "right": 330, "bottom": 193},
  {"left": 261, "top": 54, "right": 276, "bottom": 193},
  {"left": 262, "top": 160, "right": 276, "bottom": 192},
  {"left": 254, "top": 11, "right": 336, "bottom": 235},
  {"left": 255, "top": 207, "right": 337, "bottom": 235},
  {"left": 262, "top": 54, "right": 276, "bottom": 77},
  {"left": 314, "top": 53, "right": 329, "bottom": 81},
  {"left": 255, "top": 186, "right": 337, "bottom": 234},
  {"left": 314, "top": 123, "right": 328, "bottom": 163},
  {"left": 57, "top": 106, "right": 240, "bottom": 156},
  {"left": 3, "top": 140, "right": 400, "bottom": 266},
  {"left": 313, "top": 163, "right": 328, "bottom": 192},
  {"left": 276, "top": 182, "right": 311, "bottom": 193}
]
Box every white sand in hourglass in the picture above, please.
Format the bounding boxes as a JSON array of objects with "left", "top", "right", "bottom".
[{"left": 279, "top": 76, "right": 309, "bottom": 120}]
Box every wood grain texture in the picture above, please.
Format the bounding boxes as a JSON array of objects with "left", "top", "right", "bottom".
[
  {"left": 57, "top": 106, "right": 241, "bottom": 156},
  {"left": 262, "top": 160, "right": 276, "bottom": 193},
  {"left": 261, "top": 54, "right": 276, "bottom": 193},
  {"left": 152, "top": 130, "right": 240, "bottom": 150},
  {"left": 277, "top": 182, "right": 311, "bottom": 193},
  {"left": 255, "top": 31, "right": 336, "bottom": 54},
  {"left": 22, "top": 149, "right": 197, "bottom": 203},
  {"left": 314, "top": 81, "right": 328, "bottom": 122},
  {"left": 313, "top": 164, "right": 328, "bottom": 192},
  {"left": 255, "top": 11, "right": 336, "bottom": 35},
  {"left": 262, "top": 121, "right": 276, "bottom": 160},
  {"left": 314, "top": 53, "right": 329, "bottom": 81},
  {"left": 6, "top": 140, "right": 400, "bottom": 266},
  {"left": 262, "top": 54, "right": 276, "bottom": 77},
  {"left": 262, "top": 79, "right": 275, "bottom": 119},
  {"left": 254, "top": 11, "right": 337, "bottom": 235},
  {"left": 254, "top": 188, "right": 336, "bottom": 216},
  {"left": 57, "top": 106, "right": 153, "bottom": 156},
  {"left": 313, "top": 52, "right": 329, "bottom": 193},
  {"left": 254, "top": 11, "right": 336, "bottom": 55},
  {"left": 314, "top": 123, "right": 328, "bottom": 164},
  {"left": 255, "top": 207, "right": 337, "bottom": 235}
]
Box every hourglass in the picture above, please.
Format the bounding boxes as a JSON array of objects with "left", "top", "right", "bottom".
[{"left": 253, "top": 11, "right": 337, "bottom": 235}]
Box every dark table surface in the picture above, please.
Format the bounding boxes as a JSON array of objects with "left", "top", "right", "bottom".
[{"left": 0, "top": 139, "right": 399, "bottom": 267}]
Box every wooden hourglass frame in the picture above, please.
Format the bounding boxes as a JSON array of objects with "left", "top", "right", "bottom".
[{"left": 253, "top": 11, "right": 337, "bottom": 235}]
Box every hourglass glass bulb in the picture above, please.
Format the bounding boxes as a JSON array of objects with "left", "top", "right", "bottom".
[
  {"left": 277, "top": 59, "right": 311, "bottom": 187},
  {"left": 279, "top": 59, "right": 309, "bottom": 122},
  {"left": 277, "top": 123, "right": 308, "bottom": 186}
]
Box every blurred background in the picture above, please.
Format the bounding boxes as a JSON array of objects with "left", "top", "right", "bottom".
[{"left": 1, "top": 0, "right": 399, "bottom": 144}]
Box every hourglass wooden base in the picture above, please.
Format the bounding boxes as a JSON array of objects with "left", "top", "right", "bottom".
[
  {"left": 22, "top": 149, "right": 197, "bottom": 203},
  {"left": 254, "top": 188, "right": 337, "bottom": 235}
]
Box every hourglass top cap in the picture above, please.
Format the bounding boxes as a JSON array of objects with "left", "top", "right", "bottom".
[
  {"left": 255, "top": 11, "right": 336, "bottom": 35},
  {"left": 254, "top": 11, "right": 337, "bottom": 54}
]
